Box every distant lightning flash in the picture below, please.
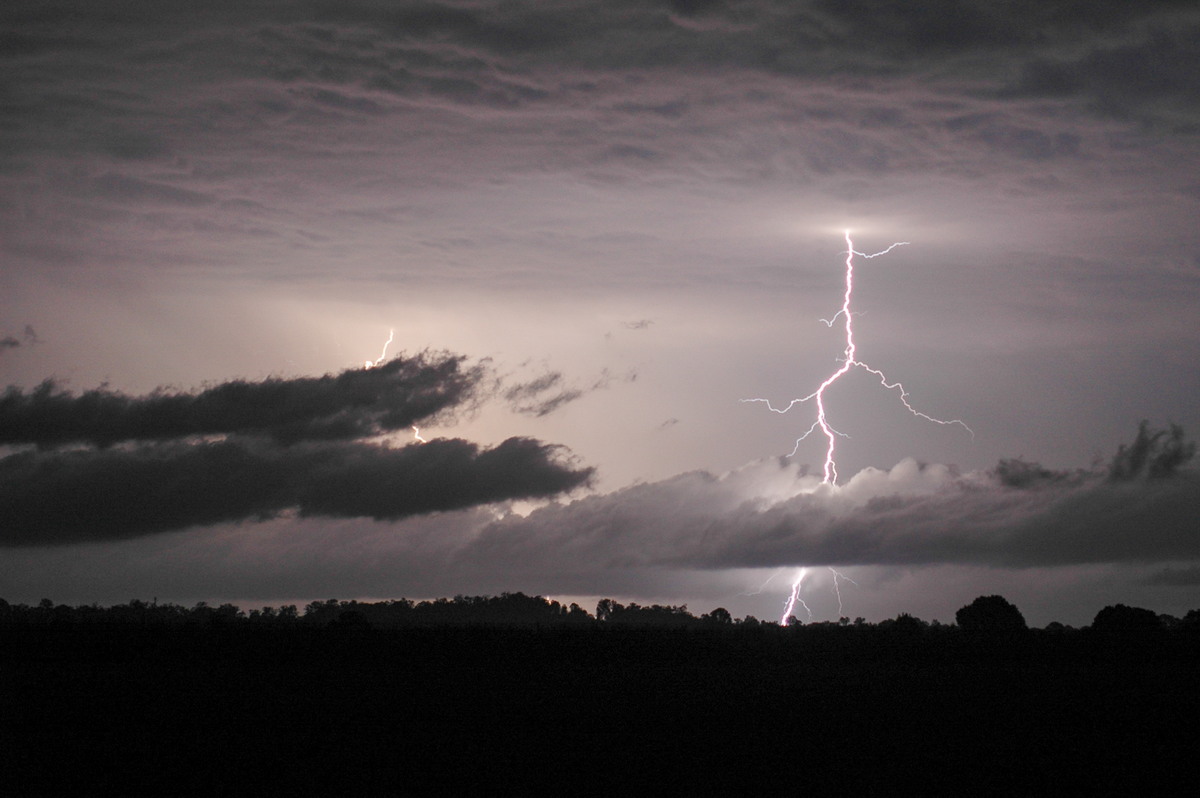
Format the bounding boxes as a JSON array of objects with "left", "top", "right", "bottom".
[
  {"left": 744, "top": 230, "right": 972, "bottom": 484},
  {"left": 365, "top": 329, "right": 395, "bottom": 369},
  {"left": 363, "top": 330, "right": 427, "bottom": 444}
]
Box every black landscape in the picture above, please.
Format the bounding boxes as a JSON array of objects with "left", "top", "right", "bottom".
[{"left": 4, "top": 593, "right": 1198, "bottom": 795}]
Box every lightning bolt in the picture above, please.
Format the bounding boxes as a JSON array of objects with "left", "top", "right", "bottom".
[
  {"left": 780, "top": 567, "right": 812, "bottom": 625},
  {"left": 743, "top": 230, "right": 972, "bottom": 484},
  {"left": 829, "top": 567, "right": 857, "bottom": 618},
  {"left": 749, "top": 231, "right": 970, "bottom": 624},
  {"left": 776, "top": 567, "right": 858, "bottom": 626},
  {"left": 362, "top": 330, "right": 427, "bottom": 444},
  {"left": 364, "top": 329, "right": 395, "bottom": 369}
]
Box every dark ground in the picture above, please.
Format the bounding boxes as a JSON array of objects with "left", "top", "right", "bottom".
[{"left": 4, "top": 623, "right": 1198, "bottom": 795}]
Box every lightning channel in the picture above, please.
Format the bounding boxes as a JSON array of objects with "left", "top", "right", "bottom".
[
  {"left": 365, "top": 329, "right": 395, "bottom": 369},
  {"left": 829, "top": 567, "right": 857, "bottom": 618},
  {"left": 743, "top": 230, "right": 972, "bottom": 484},
  {"left": 780, "top": 567, "right": 811, "bottom": 625}
]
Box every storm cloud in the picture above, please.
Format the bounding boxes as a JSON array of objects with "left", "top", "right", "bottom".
[
  {"left": 0, "top": 349, "right": 595, "bottom": 545},
  {"left": 464, "top": 449, "right": 1200, "bottom": 577},
  {"left": 0, "top": 436, "right": 591, "bottom": 546},
  {"left": 474, "top": 424, "right": 1196, "bottom": 575},
  {"left": 0, "top": 351, "right": 482, "bottom": 447}
]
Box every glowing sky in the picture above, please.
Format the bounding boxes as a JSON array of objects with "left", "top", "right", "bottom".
[{"left": 2, "top": 1, "right": 1199, "bottom": 625}]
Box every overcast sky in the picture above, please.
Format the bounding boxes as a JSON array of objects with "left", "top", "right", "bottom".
[{"left": 2, "top": 1, "right": 1198, "bottom": 625}]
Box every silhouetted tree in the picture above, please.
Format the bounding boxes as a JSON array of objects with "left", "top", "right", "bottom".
[
  {"left": 594, "top": 599, "right": 696, "bottom": 626},
  {"left": 332, "top": 609, "right": 371, "bottom": 631},
  {"left": 1091, "top": 604, "right": 1162, "bottom": 633},
  {"left": 955, "top": 595, "right": 1027, "bottom": 632},
  {"left": 702, "top": 607, "right": 732, "bottom": 625},
  {"left": 875, "top": 613, "right": 929, "bottom": 639},
  {"left": 596, "top": 598, "right": 619, "bottom": 622}
]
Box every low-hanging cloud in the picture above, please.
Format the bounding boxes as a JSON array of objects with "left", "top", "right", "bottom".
[
  {"left": 455, "top": 426, "right": 1199, "bottom": 576},
  {"left": 0, "top": 436, "right": 591, "bottom": 546},
  {"left": 0, "top": 351, "right": 483, "bottom": 447},
  {"left": 0, "top": 350, "right": 599, "bottom": 545}
]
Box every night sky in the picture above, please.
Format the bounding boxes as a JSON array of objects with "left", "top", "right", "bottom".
[{"left": 2, "top": 1, "right": 1198, "bottom": 625}]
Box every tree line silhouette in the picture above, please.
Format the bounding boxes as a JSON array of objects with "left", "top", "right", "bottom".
[
  {"left": 2, "top": 591, "right": 1197, "bottom": 635},
  {"left": 6, "top": 590, "right": 1199, "bottom": 795}
]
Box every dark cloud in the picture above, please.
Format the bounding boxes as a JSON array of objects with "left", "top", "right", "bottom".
[
  {"left": 1006, "top": 26, "right": 1200, "bottom": 125},
  {"left": 0, "top": 436, "right": 591, "bottom": 546},
  {"left": 0, "top": 346, "right": 598, "bottom": 546},
  {"left": 0, "top": 326, "right": 37, "bottom": 355},
  {"left": 3, "top": 0, "right": 1195, "bottom": 289},
  {"left": 0, "top": 351, "right": 482, "bottom": 447},
  {"left": 1144, "top": 566, "right": 1200, "bottom": 586},
  {"left": 501, "top": 366, "right": 634, "bottom": 418},
  {"left": 991, "top": 457, "right": 1070, "bottom": 488},
  {"left": 1108, "top": 421, "right": 1195, "bottom": 481},
  {"left": 503, "top": 372, "right": 583, "bottom": 418},
  {"left": 6, "top": 2, "right": 1194, "bottom": 109}
]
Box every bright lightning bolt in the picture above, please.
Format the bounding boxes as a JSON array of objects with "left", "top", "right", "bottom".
[
  {"left": 780, "top": 568, "right": 813, "bottom": 625},
  {"left": 411, "top": 425, "right": 427, "bottom": 443},
  {"left": 743, "top": 230, "right": 972, "bottom": 485},
  {"left": 364, "top": 329, "right": 395, "bottom": 369},
  {"left": 776, "top": 567, "right": 856, "bottom": 626},
  {"left": 749, "top": 231, "right": 971, "bottom": 625}
]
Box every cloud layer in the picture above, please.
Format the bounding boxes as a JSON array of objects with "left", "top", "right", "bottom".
[
  {"left": 0, "top": 436, "right": 590, "bottom": 546},
  {"left": 465, "top": 453, "right": 1200, "bottom": 577},
  {"left": 0, "top": 351, "right": 481, "bottom": 446},
  {"left": 0, "top": 352, "right": 593, "bottom": 545}
]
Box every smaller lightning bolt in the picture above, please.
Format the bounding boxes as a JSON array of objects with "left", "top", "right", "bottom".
[
  {"left": 828, "top": 567, "right": 857, "bottom": 617},
  {"left": 365, "top": 329, "right": 395, "bottom": 369},
  {"left": 411, "top": 425, "right": 427, "bottom": 443}
]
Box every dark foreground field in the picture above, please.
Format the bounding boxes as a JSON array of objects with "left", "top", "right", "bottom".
[{"left": 4, "top": 623, "right": 1198, "bottom": 796}]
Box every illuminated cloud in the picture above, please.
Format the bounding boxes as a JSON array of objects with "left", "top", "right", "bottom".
[{"left": 466, "top": 455, "right": 1200, "bottom": 575}]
